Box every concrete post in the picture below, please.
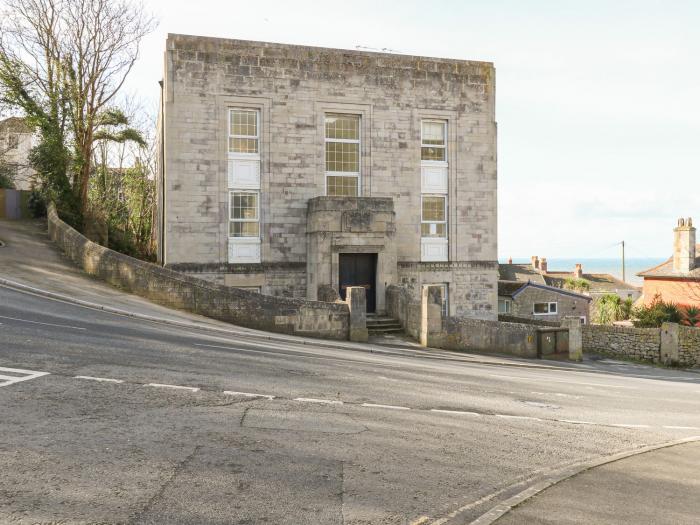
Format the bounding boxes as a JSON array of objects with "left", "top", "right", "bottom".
[
  {"left": 420, "top": 285, "right": 443, "bottom": 347},
  {"left": 561, "top": 317, "right": 583, "bottom": 362},
  {"left": 346, "top": 286, "right": 368, "bottom": 342},
  {"left": 660, "top": 322, "right": 680, "bottom": 365}
]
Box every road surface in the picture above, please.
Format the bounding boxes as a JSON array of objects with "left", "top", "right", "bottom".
[{"left": 2, "top": 219, "right": 700, "bottom": 524}]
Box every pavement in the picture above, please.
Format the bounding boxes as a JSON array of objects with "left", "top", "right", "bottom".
[
  {"left": 496, "top": 440, "right": 700, "bottom": 524},
  {"left": 2, "top": 217, "right": 700, "bottom": 524}
]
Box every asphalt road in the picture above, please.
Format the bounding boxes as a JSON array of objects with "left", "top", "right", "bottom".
[
  {"left": 2, "top": 219, "right": 700, "bottom": 524},
  {"left": 3, "top": 284, "right": 700, "bottom": 525}
]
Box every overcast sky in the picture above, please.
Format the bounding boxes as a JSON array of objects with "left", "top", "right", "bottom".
[{"left": 129, "top": 0, "right": 700, "bottom": 259}]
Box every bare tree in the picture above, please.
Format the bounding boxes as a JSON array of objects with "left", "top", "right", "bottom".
[{"left": 0, "top": 0, "right": 155, "bottom": 215}]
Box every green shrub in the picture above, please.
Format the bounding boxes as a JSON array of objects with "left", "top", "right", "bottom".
[
  {"left": 632, "top": 294, "right": 682, "bottom": 327},
  {"left": 563, "top": 277, "right": 590, "bottom": 292}
]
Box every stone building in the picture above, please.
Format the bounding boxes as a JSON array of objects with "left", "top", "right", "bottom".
[
  {"left": 0, "top": 117, "right": 35, "bottom": 190},
  {"left": 498, "top": 281, "right": 591, "bottom": 324},
  {"left": 156, "top": 35, "right": 497, "bottom": 318}
]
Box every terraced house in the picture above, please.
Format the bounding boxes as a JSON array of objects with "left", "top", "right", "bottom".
[{"left": 156, "top": 35, "right": 497, "bottom": 318}]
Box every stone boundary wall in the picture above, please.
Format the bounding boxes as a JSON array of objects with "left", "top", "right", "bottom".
[
  {"left": 47, "top": 204, "right": 349, "bottom": 339},
  {"left": 388, "top": 285, "right": 539, "bottom": 357},
  {"left": 582, "top": 325, "right": 662, "bottom": 363},
  {"left": 436, "top": 317, "right": 539, "bottom": 358},
  {"left": 679, "top": 325, "right": 700, "bottom": 367}
]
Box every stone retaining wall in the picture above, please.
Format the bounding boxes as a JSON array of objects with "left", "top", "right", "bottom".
[
  {"left": 437, "top": 317, "right": 539, "bottom": 358},
  {"left": 679, "top": 325, "right": 700, "bottom": 367},
  {"left": 47, "top": 204, "right": 349, "bottom": 339},
  {"left": 582, "top": 325, "right": 662, "bottom": 363}
]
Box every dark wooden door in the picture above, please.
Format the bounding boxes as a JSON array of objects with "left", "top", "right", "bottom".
[{"left": 339, "top": 253, "right": 377, "bottom": 313}]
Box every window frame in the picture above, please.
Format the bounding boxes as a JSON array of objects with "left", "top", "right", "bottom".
[
  {"left": 533, "top": 302, "right": 558, "bottom": 315},
  {"left": 498, "top": 298, "right": 512, "bottom": 314},
  {"left": 324, "top": 113, "right": 361, "bottom": 196},
  {"left": 228, "top": 108, "right": 260, "bottom": 157},
  {"left": 228, "top": 190, "right": 260, "bottom": 238},
  {"left": 421, "top": 119, "right": 447, "bottom": 164},
  {"left": 421, "top": 194, "right": 448, "bottom": 239}
]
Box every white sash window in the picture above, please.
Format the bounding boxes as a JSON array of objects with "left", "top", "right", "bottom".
[
  {"left": 228, "top": 108, "right": 261, "bottom": 263},
  {"left": 420, "top": 119, "right": 448, "bottom": 261}
]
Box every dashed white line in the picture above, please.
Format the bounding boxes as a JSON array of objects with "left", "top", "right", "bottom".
[
  {"left": 145, "top": 383, "right": 200, "bottom": 392},
  {"left": 224, "top": 391, "right": 275, "bottom": 400},
  {"left": 361, "top": 403, "right": 410, "bottom": 410},
  {"left": 75, "top": 375, "right": 124, "bottom": 383},
  {"left": 608, "top": 423, "right": 650, "bottom": 428},
  {"left": 0, "top": 314, "right": 86, "bottom": 331},
  {"left": 663, "top": 425, "right": 700, "bottom": 430},
  {"left": 430, "top": 409, "right": 481, "bottom": 417},
  {"left": 294, "top": 397, "right": 343, "bottom": 405},
  {"left": 557, "top": 419, "right": 598, "bottom": 426},
  {"left": 495, "top": 414, "right": 542, "bottom": 422}
]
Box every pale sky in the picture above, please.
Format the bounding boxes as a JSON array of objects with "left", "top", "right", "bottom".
[{"left": 128, "top": 0, "right": 700, "bottom": 259}]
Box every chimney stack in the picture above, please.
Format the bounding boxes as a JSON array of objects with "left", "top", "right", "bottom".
[
  {"left": 540, "top": 257, "right": 548, "bottom": 273},
  {"left": 508, "top": 257, "right": 513, "bottom": 264},
  {"left": 673, "top": 217, "right": 696, "bottom": 273},
  {"left": 574, "top": 263, "right": 583, "bottom": 279},
  {"left": 531, "top": 256, "right": 539, "bottom": 270}
]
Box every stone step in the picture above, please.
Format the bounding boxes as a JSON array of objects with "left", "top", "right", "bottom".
[
  {"left": 366, "top": 319, "right": 401, "bottom": 327},
  {"left": 368, "top": 327, "right": 404, "bottom": 335}
]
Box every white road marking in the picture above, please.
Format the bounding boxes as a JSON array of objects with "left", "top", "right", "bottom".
[
  {"left": 294, "top": 397, "right": 343, "bottom": 405},
  {"left": 0, "top": 366, "right": 49, "bottom": 388},
  {"left": 495, "top": 414, "right": 542, "bottom": 422},
  {"left": 145, "top": 383, "right": 200, "bottom": 392},
  {"left": 488, "top": 373, "right": 637, "bottom": 389},
  {"left": 663, "top": 425, "right": 700, "bottom": 430},
  {"left": 361, "top": 403, "right": 410, "bottom": 410},
  {"left": 557, "top": 419, "right": 598, "bottom": 425},
  {"left": 0, "top": 314, "right": 86, "bottom": 331},
  {"left": 530, "top": 391, "right": 582, "bottom": 399},
  {"left": 609, "top": 423, "right": 650, "bottom": 428},
  {"left": 224, "top": 391, "right": 275, "bottom": 400},
  {"left": 75, "top": 375, "right": 124, "bottom": 383},
  {"left": 430, "top": 409, "right": 481, "bottom": 417}
]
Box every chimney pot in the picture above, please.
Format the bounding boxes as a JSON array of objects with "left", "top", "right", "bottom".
[
  {"left": 540, "top": 257, "right": 548, "bottom": 273},
  {"left": 531, "top": 256, "right": 539, "bottom": 270},
  {"left": 508, "top": 257, "right": 513, "bottom": 264},
  {"left": 574, "top": 263, "right": 583, "bottom": 279}
]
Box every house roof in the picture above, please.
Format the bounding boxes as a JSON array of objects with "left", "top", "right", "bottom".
[
  {"left": 498, "top": 280, "right": 592, "bottom": 301},
  {"left": 498, "top": 263, "right": 639, "bottom": 293},
  {"left": 0, "top": 116, "right": 32, "bottom": 133},
  {"left": 543, "top": 272, "right": 640, "bottom": 293},
  {"left": 637, "top": 245, "right": 700, "bottom": 279},
  {"left": 498, "top": 264, "right": 546, "bottom": 284}
]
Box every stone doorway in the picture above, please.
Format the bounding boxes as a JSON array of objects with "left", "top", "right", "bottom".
[{"left": 339, "top": 253, "right": 377, "bottom": 312}]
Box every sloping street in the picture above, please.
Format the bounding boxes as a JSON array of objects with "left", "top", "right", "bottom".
[{"left": 2, "top": 220, "right": 700, "bottom": 524}]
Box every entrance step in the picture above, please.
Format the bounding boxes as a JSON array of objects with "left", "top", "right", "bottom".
[{"left": 366, "top": 315, "right": 403, "bottom": 335}]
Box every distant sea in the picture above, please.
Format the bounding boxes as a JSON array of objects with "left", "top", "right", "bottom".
[{"left": 500, "top": 257, "right": 667, "bottom": 286}]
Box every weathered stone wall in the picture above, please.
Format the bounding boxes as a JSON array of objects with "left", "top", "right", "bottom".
[
  {"left": 160, "top": 34, "right": 498, "bottom": 314},
  {"left": 679, "top": 325, "right": 700, "bottom": 367},
  {"left": 47, "top": 204, "right": 349, "bottom": 340},
  {"left": 582, "top": 325, "right": 661, "bottom": 362},
  {"left": 435, "top": 317, "right": 539, "bottom": 358}
]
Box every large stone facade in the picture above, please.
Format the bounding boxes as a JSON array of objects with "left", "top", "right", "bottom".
[{"left": 157, "top": 35, "right": 497, "bottom": 318}]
